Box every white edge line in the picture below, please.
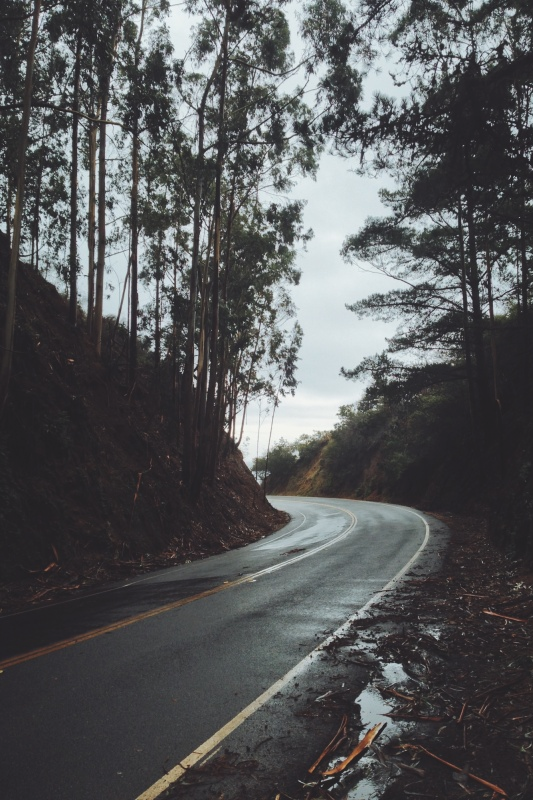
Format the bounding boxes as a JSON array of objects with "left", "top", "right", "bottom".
[
  {"left": 250, "top": 510, "right": 308, "bottom": 549},
  {"left": 134, "top": 505, "right": 431, "bottom": 800}
]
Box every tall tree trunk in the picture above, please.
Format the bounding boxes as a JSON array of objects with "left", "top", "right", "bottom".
[
  {"left": 263, "top": 393, "right": 279, "bottom": 497},
  {"left": 87, "top": 97, "right": 98, "bottom": 336},
  {"left": 486, "top": 246, "right": 505, "bottom": 477},
  {"left": 236, "top": 315, "right": 264, "bottom": 449},
  {"left": 457, "top": 200, "right": 476, "bottom": 426},
  {"left": 94, "top": 85, "right": 109, "bottom": 357},
  {"left": 209, "top": 179, "right": 236, "bottom": 481},
  {"left": 128, "top": 0, "right": 147, "bottom": 386},
  {"left": 463, "top": 170, "right": 489, "bottom": 432},
  {"left": 0, "top": 0, "right": 41, "bottom": 415},
  {"left": 191, "top": 13, "right": 230, "bottom": 500},
  {"left": 129, "top": 118, "right": 139, "bottom": 380},
  {"left": 154, "top": 231, "right": 163, "bottom": 370},
  {"left": 69, "top": 31, "right": 83, "bottom": 327},
  {"left": 31, "top": 144, "right": 43, "bottom": 271},
  {"left": 94, "top": 8, "right": 122, "bottom": 355},
  {"left": 183, "top": 38, "right": 226, "bottom": 488},
  {"left": 6, "top": 182, "right": 13, "bottom": 247}
]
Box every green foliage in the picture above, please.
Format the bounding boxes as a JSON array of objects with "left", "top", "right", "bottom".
[{"left": 253, "top": 437, "right": 297, "bottom": 486}]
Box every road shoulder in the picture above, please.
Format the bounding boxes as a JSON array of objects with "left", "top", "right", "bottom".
[{"left": 156, "top": 511, "right": 532, "bottom": 800}]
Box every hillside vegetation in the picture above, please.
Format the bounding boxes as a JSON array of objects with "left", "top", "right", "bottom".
[
  {"left": 258, "top": 341, "right": 533, "bottom": 560},
  {"left": 252, "top": 0, "right": 533, "bottom": 564},
  {"left": 0, "top": 234, "right": 285, "bottom": 600}
]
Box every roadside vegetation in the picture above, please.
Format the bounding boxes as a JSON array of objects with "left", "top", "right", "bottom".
[
  {"left": 255, "top": 0, "right": 533, "bottom": 563},
  {"left": 2, "top": 0, "right": 533, "bottom": 583}
]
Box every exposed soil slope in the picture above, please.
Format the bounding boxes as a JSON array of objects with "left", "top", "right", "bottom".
[{"left": 0, "top": 232, "right": 285, "bottom": 608}]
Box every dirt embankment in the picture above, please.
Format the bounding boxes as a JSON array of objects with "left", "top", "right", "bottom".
[{"left": 0, "top": 232, "right": 285, "bottom": 610}]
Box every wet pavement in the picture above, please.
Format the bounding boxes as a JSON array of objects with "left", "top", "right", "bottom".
[{"left": 0, "top": 497, "right": 448, "bottom": 800}]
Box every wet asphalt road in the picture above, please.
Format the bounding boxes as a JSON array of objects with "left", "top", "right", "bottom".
[{"left": 0, "top": 497, "right": 435, "bottom": 800}]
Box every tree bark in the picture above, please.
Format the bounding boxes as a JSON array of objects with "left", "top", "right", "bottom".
[
  {"left": 183, "top": 36, "right": 226, "bottom": 487},
  {"left": 128, "top": 0, "right": 147, "bottom": 386},
  {"left": 191, "top": 12, "right": 230, "bottom": 500},
  {"left": 68, "top": 31, "right": 83, "bottom": 327},
  {"left": 87, "top": 97, "right": 98, "bottom": 337},
  {"left": 94, "top": 85, "right": 108, "bottom": 357},
  {"left": 0, "top": 0, "right": 41, "bottom": 415}
]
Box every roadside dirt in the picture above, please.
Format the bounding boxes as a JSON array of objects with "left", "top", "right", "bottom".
[{"left": 162, "top": 512, "right": 533, "bottom": 800}]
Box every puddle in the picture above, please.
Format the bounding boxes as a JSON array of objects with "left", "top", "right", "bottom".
[
  {"left": 346, "top": 769, "right": 381, "bottom": 799},
  {"left": 327, "top": 661, "right": 416, "bottom": 799},
  {"left": 381, "top": 661, "right": 410, "bottom": 685},
  {"left": 357, "top": 684, "right": 392, "bottom": 729}
]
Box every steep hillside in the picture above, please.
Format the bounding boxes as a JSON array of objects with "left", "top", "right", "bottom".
[
  {"left": 0, "top": 233, "right": 285, "bottom": 606},
  {"left": 266, "top": 382, "right": 533, "bottom": 560}
]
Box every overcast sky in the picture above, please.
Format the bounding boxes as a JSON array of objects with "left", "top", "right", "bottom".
[
  {"left": 166, "top": 5, "right": 399, "bottom": 464},
  {"left": 240, "top": 157, "right": 397, "bottom": 465}
]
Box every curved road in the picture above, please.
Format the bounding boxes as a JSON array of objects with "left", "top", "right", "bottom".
[{"left": 0, "top": 497, "right": 439, "bottom": 800}]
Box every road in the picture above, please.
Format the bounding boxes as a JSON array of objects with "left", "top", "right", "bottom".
[{"left": 0, "top": 497, "right": 438, "bottom": 800}]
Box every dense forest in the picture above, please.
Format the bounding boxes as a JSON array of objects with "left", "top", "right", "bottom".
[
  {"left": 254, "top": 0, "right": 533, "bottom": 560},
  {"left": 1, "top": 0, "right": 533, "bottom": 579}
]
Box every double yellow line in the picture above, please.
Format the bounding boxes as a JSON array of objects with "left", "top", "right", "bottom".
[
  {"left": 0, "top": 577, "right": 246, "bottom": 670},
  {"left": 1, "top": 501, "right": 357, "bottom": 671}
]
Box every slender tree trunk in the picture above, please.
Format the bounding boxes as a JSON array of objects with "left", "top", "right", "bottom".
[
  {"left": 183, "top": 39, "right": 226, "bottom": 488},
  {"left": 486, "top": 246, "right": 505, "bottom": 476},
  {"left": 464, "top": 177, "right": 489, "bottom": 430},
  {"left": 94, "top": 86, "right": 108, "bottom": 357},
  {"left": 209, "top": 180, "right": 236, "bottom": 480},
  {"left": 94, "top": 8, "right": 122, "bottom": 355},
  {"left": 128, "top": 0, "right": 147, "bottom": 386},
  {"left": 0, "top": 0, "right": 41, "bottom": 415},
  {"left": 519, "top": 196, "right": 529, "bottom": 411},
  {"left": 113, "top": 251, "right": 131, "bottom": 345},
  {"left": 192, "top": 14, "right": 230, "bottom": 500},
  {"left": 457, "top": 200, "right": 476, "bottom": 425},
  {"left": 263, "top": 394, "right": 279, "bottom": 497},
  {"left": 154, "top": 233, "right": 163, "bottom": 370},
  {"left": 6, "top": 183, "right": 13, "bottom": 247},
  {"left": 87, "top": 97, "right": 98, "bottom": 336},
  {"left": 69, "top": 31, "right": 82, "bottom": 326},
  {"left": 129, "top": 119, "right": 139, "bottom": 380},
  {"left": 194, "top": 215, "right": 214, "bottom": 438},
  {"left": 31, "top": 147, "right": 42, "bottom": 270}
]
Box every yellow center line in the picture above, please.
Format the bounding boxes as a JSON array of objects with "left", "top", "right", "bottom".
[
  {"left": 0, "top": 577, "right": 247, "bottom": 671},
  {"left": 1, "top": 501, "right": 358, "bottom": 672}
]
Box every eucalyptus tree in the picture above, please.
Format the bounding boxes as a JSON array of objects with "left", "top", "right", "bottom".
[
  {"left": 118, "top": 1, "right": 174, "bottom": 383},
  {"left": 221, "top": 196, "right": 309, "bottom": 458},
  {"left": 0, "top": 0, "right": 41, "bottom": 414},
  {"left": 179, "top": 0, "right": 317, "bottom": 496}
]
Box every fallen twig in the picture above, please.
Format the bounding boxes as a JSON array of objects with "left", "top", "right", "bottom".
[
  {"left": 308, "top": 714, "right": 348, "bottom": 774},
  {"left": 321, "top": 722, "right": 386, "bottom": 776},
  {"left": 482, "top": 609, "right": 528, "bottom": 623},
  {"left": 383, "top": 687, "right": 415, "bottom": 702},
  {"left": 410, "top": 745, "right": 508, "bottom": 796}
]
